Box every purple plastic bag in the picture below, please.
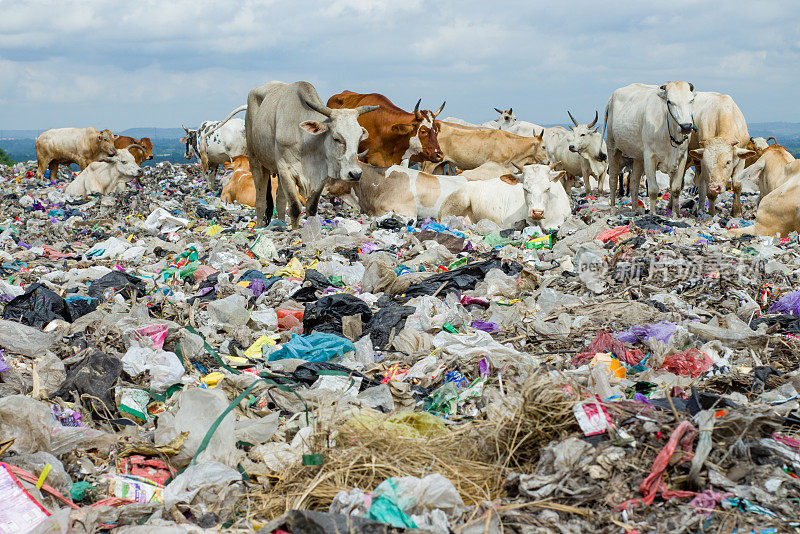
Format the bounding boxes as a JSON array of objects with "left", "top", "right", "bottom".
[
  {"left": 768, "top": 290, "right": 800, "bottom": 315},
  {"left": 249, "top": 278, "right": 266, "bottom": 297},
  {"left": 471, "top": 319, "right": 499, "bottom": 332},
  {"left": 615, "top": 320, "right": 677, "bottom": 344},
  {"left": 0, "top": 351, "right": 8, "bottom": 373}
]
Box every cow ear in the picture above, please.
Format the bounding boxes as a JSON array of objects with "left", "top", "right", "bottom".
[
  {"left": 500, "top": 173, "right": 521, "bottom": 185},
  {"left": 657, "top": 85, "right": 667, "bottom": 99},
  {"left": 361, "top": 127, "right": 369, "bottom": 140},
  {"left": 689, "top": 149, "right": 704, "bottom": 159},
  {"left": 735, "top": 148, "right": 756, "bottom": 160},
  {"left": 391, "top": 123, "right": 415, "bottom": 135},
  {"left": 300, "top": 120, "right": 328, "bottom": 134},
  {"left": 179, "top": 137, "right": 187, "bottom": 143},
  {"left": 550, "top": 170, "right": 567, "bottom": 182}
]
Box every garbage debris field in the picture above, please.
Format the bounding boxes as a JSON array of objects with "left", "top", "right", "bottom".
[{"left": 2, "top": 159, "right": 800, "bottom": 533}]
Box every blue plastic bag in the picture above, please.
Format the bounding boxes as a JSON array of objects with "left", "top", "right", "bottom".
[{"left": 268, "top": 332, "right": 354, "bottom": 362}]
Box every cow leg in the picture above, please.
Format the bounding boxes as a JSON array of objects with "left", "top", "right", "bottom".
[
  {"left": 607, "top": 149, "right": 622, "bottom": 207},
  {"left": 276, "top": 169, "right": 303, "bottom": 229},
  {"left": 251, "top": 162, "right": 271, "bottom": 227},
  {"left": 48, "top": 161, "right": 59, "bottom": 181},
  {"left": 731, "top": 160, "right": 745, "bottom": 217},
  {"left": 36, "top": 153, "right": 49, "bottom": 180},
  {"left": 629, "top": 160, "right": 645, "bottom": 215},
  {"left": 306, "top": 188, "right": 323, "bottom": 217},
  {"left": 642, "top": 157, "right": 659, "bottom": 214}
]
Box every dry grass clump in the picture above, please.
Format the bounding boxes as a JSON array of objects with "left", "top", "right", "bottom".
[
  {"left": 486, "top": 372, "right": 580, "bottom": 469},
  {"left": 246, "top": 372, "right": 579, "bottom": 520}
]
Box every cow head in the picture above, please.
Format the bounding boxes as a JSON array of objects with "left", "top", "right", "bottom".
[
  {"left": 180, "top": 124, "right": 198, "bottom": 160},
  {"left": 98, "top": 129, "right": 117, "bottom": 158},
  {"left": 567, "top": 111, "right": 606, "bottom": 161},
  {"left": 392, "top": 99, "right": 445, "bottom": 163},
  {"left": 494, "top": 107, "right": 517, "bottom": 129},
  {"left": 140, "top": 137, "right": 154, "bottom": 160},
  {"left": 501, "top": 163, "right": 566, "bottom": 221},
  {"left": 657, "top": 81, "right": 695, "bottom": 135},
  {"left": 518, "top": 129, "right": 548, "bottom": 165},
  {"left": 690, "top": 137, "right": 754, "bottom": 198},
  {"left": 111, "top": 149, "right": 144, "bottom": 183},
  {"left": 300, "top": 103, "right": 378, "bottom": 182}
]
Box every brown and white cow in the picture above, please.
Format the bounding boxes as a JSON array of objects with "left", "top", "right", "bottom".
[
  {"left": 35, "top": 127, "right": 117, "bottom": 180},
  {"left": 220, "top": 155, "right": 302, "bottom": 209},
  {"left": 328, "top": 163, "right": 466, "bottom": 220},
  {"left": 740, "top": 144, "right": 798, "bottom": 204},
  {"left": 114, "top": 135, "right": 153, "bottom": 165},
  {"left": 420, "top": 121, "right": 547, "bottom": 174},
  {"left": 729, "top": 172, "right": 800, "bottom": 238},
  {"left": 327, "top": 91, "right": 445, "bottom": 167}
]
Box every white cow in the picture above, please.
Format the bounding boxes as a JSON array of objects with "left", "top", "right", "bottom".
[
  {"left": 480, "top": 108, "right": 517, "bottom": 130},
  {"left": 64, "top": 148, "right": 142, "bottom": 196},
  {"left": 686, "top": 91, "right": 753, "bottom": 217},
  {"left": 440, "top": 163, "right": 570, "bottom": 231},
  {"left": 552, "top": 111, "right": 608, "bottom": 194},
  {"left": 605, "top": 82, "right": 695, "bottom": 214},
  {"left": 506, "top": 122, "right": 569, "bottom": 162},
  {"left": 180, "top": 105, "right": 248, "bottom": 187},
  {"left": 245, "top": 81, "right": 378, "bottom": 228}
]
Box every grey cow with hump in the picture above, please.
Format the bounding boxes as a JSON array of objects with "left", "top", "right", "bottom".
[{"left": 244, "top": 81, "right": 378, "bottom": 229}]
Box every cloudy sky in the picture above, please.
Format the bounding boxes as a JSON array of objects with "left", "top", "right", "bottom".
[{"left": 1, "top": 0, "right": 798, "bottom": 130}]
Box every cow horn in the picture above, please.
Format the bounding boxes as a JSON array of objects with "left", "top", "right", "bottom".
[
  {"left": 511, "top": 162, "right": 524, "bottom": 172},
  {"left": 688, "top": 82, "right": 694, "bottom": 92},
  {"left": 413, "top": 99, "right": 422, "bottom": 119},
  {"left": 767, "top": 136, "right": 777, "bottom": 145},
  {"left": 358, "top": 148, "right": 369, "bottom": 159},
  {"left": 494, "top": 107, "right": 503, "bottom": 114},
  {"left": 304, "top": 95, "right": 334, "bottom": 117},
  {"left": 127, "top": 144, "right": 144, "bottom": 152},
  {"left": 181, "top": 123, "right": 189, "bottom": 133},
  {"left": 356, "top": 105, "right": 380, "bottom": 116},
  {"left": 508, "top": 108, "right": 512, "bottom": 115},
  {"left": 567, "top": 111, "right": 579, "bottom": 127},
  {"left": 433, "top": 101, "right": 446, "bottom": 117},
  {"left": 587, "top": 110, "right": 598, "bottom": 128}
]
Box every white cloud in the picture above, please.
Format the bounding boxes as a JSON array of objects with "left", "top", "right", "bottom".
[{"left": 0, "top": 0, "right": 799, "bottom": 128}]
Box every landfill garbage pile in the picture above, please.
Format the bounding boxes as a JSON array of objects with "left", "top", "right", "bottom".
[{"left": 1, "top": 159, "right": 800, "bottom": 534}]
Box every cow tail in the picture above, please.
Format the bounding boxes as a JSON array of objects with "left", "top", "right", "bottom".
[
  {"left": 602, "top": 99, "right": 610, "bottom": 140},
  {"left": 206, "top": 105, "right": 247, "bottom": 137}
]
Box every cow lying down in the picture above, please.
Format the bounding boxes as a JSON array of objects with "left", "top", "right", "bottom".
[
  {"left": 220, "top": 155, "right": 305, "bottom": 208},
  {"left": 729, "top": 173, "right": 800, "bottom": 237},
  {"left": 64, "top": 148, "right": 142, "bottom": 197},
  {"left": 439, "top": 163, "right": 570, "bottom": 231}
]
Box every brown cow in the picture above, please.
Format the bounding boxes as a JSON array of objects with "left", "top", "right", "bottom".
[
  {"left": 220, "top": 155, "right": 305, "bottom": 209},
  {"left": 327, "top": 91, "right": 445, "bottom": 167},
  {"left": 35, "top": 127, "right": 117, "bottom": 180},
  {"left": 114, "top": 135, "right": 153, "bottom": 165}
]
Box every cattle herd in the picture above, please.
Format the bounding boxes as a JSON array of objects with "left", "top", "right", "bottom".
[{"left": 34, "top": 80, "right": 800, "bottom": 237}]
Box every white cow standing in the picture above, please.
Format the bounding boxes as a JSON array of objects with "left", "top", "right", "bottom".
[
  {"left": 552, "top": 111, "right": 608, "bottom": 194},
  {"left": 245, "top": 81, "right": 378, "bottom": 228},
  {"left": 685, "top": 91, "right": 753, "bottom": 217},
  {"left": 605, "top": 82, "right": 696, "bottom": 214},
  {"left": 180, "top": 105, "right": 248, "bottom": 187},
  {"left": 65, "top": 148, "right": 143, "bottom": 196}
]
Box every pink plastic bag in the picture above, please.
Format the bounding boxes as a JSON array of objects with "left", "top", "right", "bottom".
[{"left": 660, "top": 348, "right": 712, "bottom": 377}]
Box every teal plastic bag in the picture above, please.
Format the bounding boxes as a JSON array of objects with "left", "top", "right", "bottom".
[
  {"left": 268, "top": 332, "right": 354, "bottom": 362},
  {"left": 366, "top": 495, "right": 418, "bottom": 529}
]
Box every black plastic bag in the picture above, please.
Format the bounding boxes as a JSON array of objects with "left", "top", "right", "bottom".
[
  {"left": 88, "top": 271, "right": 146, "bottom": 301},
  {"left": 289, "top": 362, "right": 381, "bottom": 391},
  {"left": 2, "top": 283, "right": 72, "bottom": 328},
  {"left": 291, "top": 269, "right": 332, "bottom": 302},
  {"left": 52, "top": 349, "right": 122, "bottom": 414},
  {"left": 196, "top": 205, "right": 216, "bottom": 219},
  {"left": 370, "top": 304, "right": 415, "bottom": 349},
  {"left": 404, "top": 258, "right": 520, "bottom": 297},
  {"left": 303, "top": 294, "right": 372, "bottom": 335}
]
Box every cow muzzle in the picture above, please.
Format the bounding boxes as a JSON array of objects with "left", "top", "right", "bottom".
[
  {"left": 530, "top": 210, "right": 544, "bottom": 221},
  {"left": 568, "top": 144, "right": 578, "bottom": 153},
  {"left": 679, "top": 123, "right": 694, "bottom": 134},
  {"left": 347, "top": 170, "right": 362, "bottom": 181},
  {"left": 426, "top": 150, "right": 444, "bottom": 163},
  {"left": 708, "top": 184, "right": 722, "bottom": 195}
]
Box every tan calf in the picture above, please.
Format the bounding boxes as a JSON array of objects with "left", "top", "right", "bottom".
[{"left": 730, "top": 173, "right": 800, "bottom": 237}]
